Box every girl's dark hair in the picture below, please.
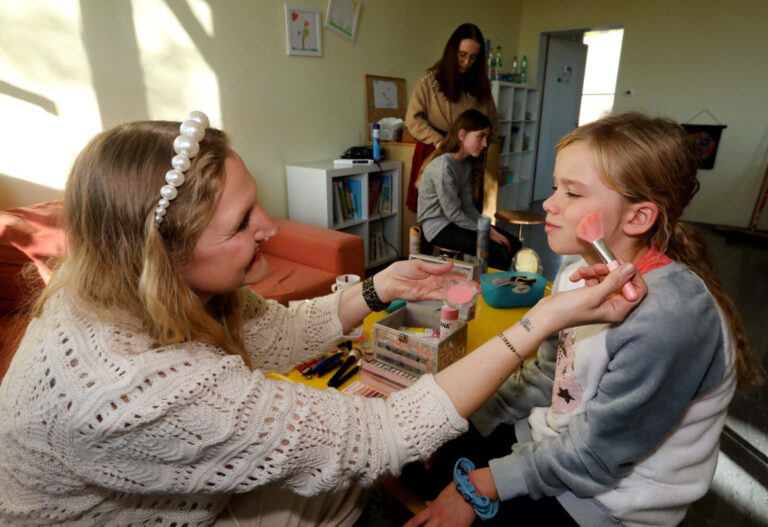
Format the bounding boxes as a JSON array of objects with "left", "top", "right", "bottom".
[
  {"left": 432, "top": 23, "right": 491, "bottom": 103},
  {"left": 437, "top": 109, "right": 491, "bottom": 155}
]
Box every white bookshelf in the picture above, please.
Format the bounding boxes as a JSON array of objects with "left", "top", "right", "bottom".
[
  {"left": 491, "top": 81, "right": 539, "bottom": 210},
  {"left": 286, "top": 160, "right": 402, "bottom": 269}
]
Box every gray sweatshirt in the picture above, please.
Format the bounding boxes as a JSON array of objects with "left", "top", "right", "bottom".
[
  {"left": 471, "top": 255, "right": 736, "bottom": 526},
  {"left": 417, "top": 153, "right": 480, "bottom": 241}
]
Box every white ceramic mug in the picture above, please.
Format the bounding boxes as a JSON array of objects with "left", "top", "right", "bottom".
[{"left": 331, "top": 273, "right": 361, "bottom": 292}]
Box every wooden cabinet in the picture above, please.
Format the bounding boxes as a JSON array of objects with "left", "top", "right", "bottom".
[
  {"left": 491, "top": 81, "right": 539, "bottom": 211},
  {"left": 286, "top": 160, "right": 402, "bottom": 269}
]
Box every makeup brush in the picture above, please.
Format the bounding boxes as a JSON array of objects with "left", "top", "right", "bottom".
[{"left": 576, "top": 212, "right": 638, "bottom": 301}]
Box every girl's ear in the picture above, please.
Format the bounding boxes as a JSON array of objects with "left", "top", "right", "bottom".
[
  {"left": 623, "top": 201, "right": 658, "bottom": 236},
  {"left": 457, "top": 129, "right": 467, "bottom": 143}
]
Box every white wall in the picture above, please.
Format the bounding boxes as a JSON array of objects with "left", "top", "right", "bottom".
[{"left": 516, "top": 0, "right": 768, "bottom": 228}]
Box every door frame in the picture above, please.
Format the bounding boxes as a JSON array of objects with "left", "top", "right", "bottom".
[{"left": 530, "top": 25, "right": 623, "bottom": 210}]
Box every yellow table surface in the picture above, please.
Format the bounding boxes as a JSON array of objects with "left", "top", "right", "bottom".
[{"left": 268, "top": 293, "right": 536, "bottom": 391}]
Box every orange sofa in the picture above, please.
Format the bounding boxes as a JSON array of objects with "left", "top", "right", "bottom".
[{"left": 0, "top": 201, "right": 365, "bottom": 381}]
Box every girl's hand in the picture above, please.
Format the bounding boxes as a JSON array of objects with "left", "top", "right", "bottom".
[
  {"left": 489, "top": 226, "right": 511, "bottom": 250},
  {"left": 403, "top": 483, "right": 475, "bottom": 527},
  {"left": 374, "top": 260, "right": 469, "bottom": 303},
  {"left": 532, "top": 262, "right": 647, "bottom": 333}
]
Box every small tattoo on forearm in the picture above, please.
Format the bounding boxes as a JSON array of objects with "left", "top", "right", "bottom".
[{"left": 520, "top": 317, "right": 533, "bottom": 332}]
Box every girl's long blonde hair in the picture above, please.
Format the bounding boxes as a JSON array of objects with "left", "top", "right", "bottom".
[
  {"left": 34, "top": 120, "right": 251, "bottom": 367},
  {"left": 557, "top": 112, "right": 762, "bottom": 389}
]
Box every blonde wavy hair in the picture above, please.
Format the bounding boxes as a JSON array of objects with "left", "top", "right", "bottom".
[
  {"left": 34, "top": 120, "right": 251, "bottom": 366},
  {"left": 557, "top": 112, "right": 762, "bottom": 389}
]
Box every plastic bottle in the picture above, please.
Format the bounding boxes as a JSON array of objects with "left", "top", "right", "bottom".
[
  {"left": 372, "top": 123, "right": 381, "bottom": 162},
  {"left": 520, "top": 55, "right": 528, "bottom": 84},
  {"left": 476, "top": 215, "right": 491, "bottom": 274},
  {"left": 511, "top": 55, "right": 519, "bottom": 81},
  {"left": 439, "top": 304, "right": 459, "bottom": 338},
  {"left": 409, "top": 226, "right": 421, "bottom": 255},
  {"left": 493, "top": 46, "right": 502, "bottom": 81}
]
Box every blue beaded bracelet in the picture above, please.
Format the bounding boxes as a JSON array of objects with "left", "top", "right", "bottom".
[{"left": 453, "top": 457, "right": 499, "bottom": 520}]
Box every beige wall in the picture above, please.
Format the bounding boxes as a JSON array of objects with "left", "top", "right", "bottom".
[
  {"left": 0, "top": 0, "right": 519, "bottom": 219},
  {"left": 516, "top": 0, "right": 768, "bottom": 228},
  {"left": 5, "top": 1, "right": 765, "bottom": 229}
]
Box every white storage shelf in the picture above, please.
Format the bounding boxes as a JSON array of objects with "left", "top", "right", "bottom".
[
  {"left": 286, "top": 160, "right": 402, "bottom": 269},
  {"left": 492, "top": 81, "right": 539, "bottom": 211}
]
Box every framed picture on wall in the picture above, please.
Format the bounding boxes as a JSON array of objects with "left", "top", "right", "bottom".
[
  {"left": 284, "top": 4, "right": 322, "bottom": 56},
  {"left": 325, "top": 0, "right": 362, "bottom": 42}
]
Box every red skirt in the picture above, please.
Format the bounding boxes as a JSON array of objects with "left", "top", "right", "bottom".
[{"left": 405, "top": 141, "right": 436, "bottom": 213}]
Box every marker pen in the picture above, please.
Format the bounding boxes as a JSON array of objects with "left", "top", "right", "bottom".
[{"left": 311, "top": 352, "right": 344, "bottom": 377}]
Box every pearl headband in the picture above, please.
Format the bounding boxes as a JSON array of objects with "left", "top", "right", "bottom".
[{"left": 154, "top": 110, "right": 210, "bottom": 224}]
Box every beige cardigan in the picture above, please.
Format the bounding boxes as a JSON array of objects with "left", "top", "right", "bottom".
[{"left": 405, "top": 69, "right": 499, "bottom": 145}]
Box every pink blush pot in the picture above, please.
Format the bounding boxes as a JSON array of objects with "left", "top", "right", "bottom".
[{"left": 445, "top": 283, "right": 475, "bottom": 306}]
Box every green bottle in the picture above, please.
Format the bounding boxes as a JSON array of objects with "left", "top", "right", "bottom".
[{"left": 520, "top": 55, "right": 528, "bottom": 84}]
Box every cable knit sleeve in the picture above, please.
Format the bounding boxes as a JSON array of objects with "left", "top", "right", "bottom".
[
  {"left": 239, "top": 289, "right": 345, "bottom": 373},
  {"left": 67, "top": 347, "right": 466, "bottom": 497}
]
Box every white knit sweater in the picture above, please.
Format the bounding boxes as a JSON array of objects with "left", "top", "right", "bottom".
[{"left": 0, "top": 290, "right": 467, "bottom": 526}]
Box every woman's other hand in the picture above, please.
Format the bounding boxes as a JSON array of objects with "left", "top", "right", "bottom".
[
  {"left": 489, "top": 226, "right": 511, "bottom": 250},
  {"left": 374, "top": 259, "right": 469, "bottom": 303}
]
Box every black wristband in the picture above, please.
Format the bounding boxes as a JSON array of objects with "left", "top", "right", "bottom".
[{"left": 362, "top": 276, "right": 390, "bottom": 312}]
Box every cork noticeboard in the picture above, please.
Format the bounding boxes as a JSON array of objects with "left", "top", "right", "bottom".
[{"left": 365, "top": 74, "right": 407, "bottom": 131}]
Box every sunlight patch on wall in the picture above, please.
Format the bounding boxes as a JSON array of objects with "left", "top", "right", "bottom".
[
  {"left": 0, "top": 0, "right": 101, "bottom": 190},
  {"left": 132, "top": 0, "right": 220, "bottom": 124},
  {"left": 578, "top": 29, "right": 624, "bottom": 126},
  {"left": 189, "top": 0, "right": 214, "bottom": 36}
]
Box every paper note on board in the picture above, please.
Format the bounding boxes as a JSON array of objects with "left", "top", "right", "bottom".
[{"left": 373, "top": 80, "right": 398, "bottom": 109}]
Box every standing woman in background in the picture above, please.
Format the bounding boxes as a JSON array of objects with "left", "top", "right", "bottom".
[{"left": 405, "top": 22, "right": 499, "bottom": 214}]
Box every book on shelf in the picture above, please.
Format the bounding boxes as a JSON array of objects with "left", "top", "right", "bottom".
[
  {"left": 333, "top": 177, "right": 363, "bottom": 222},
  {"left": 347, "top": 178, "right": 361, "bottom": 219},
  {"left": 369, "top": 231, "right": 388, "bottom": 262},
  {"left": 380, "top": 175, "right": 391, "bottom": 213},
  {"left": 368, "top": 177, "right": 382, "bottom": 214},
  {"left": 334, "top": 180, "right": 348, "bottom": 220},
  {"left": 332, "top": 181, "right": 344, "bottom": 223}
]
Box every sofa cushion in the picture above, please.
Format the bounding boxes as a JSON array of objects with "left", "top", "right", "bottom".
[
  {"left": 0, "top": 313, "right": 28, "bottom": 381},
  {"left": 250, "top": 254, "right": 337, "bottom": 306},
  {"left": 0, "top": 201, "right": 65, "bottom": 314}
]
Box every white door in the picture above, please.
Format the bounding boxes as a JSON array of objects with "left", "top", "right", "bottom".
[{"left": 532, "top": 37, "right": 587, "bottom": 201}]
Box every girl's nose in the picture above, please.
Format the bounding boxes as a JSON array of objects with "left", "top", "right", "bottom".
[
  {"left": 542, "top": 194, "right": 556, "bottom": 214},
  {"left": 254, "top": 208, "right": 278, "bottom": 241}
]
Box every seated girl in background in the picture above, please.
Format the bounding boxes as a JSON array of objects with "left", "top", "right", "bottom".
[
  {"left": 406, "top": 112, "right": 763, "bottom": 527},
  {"left": 417, "top": 109, "right": 521, "bottom": 269}
]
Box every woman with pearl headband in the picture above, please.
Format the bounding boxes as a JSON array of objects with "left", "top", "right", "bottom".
[{"left": 0, "top": 112, "right": 646, "bottom": 526}]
